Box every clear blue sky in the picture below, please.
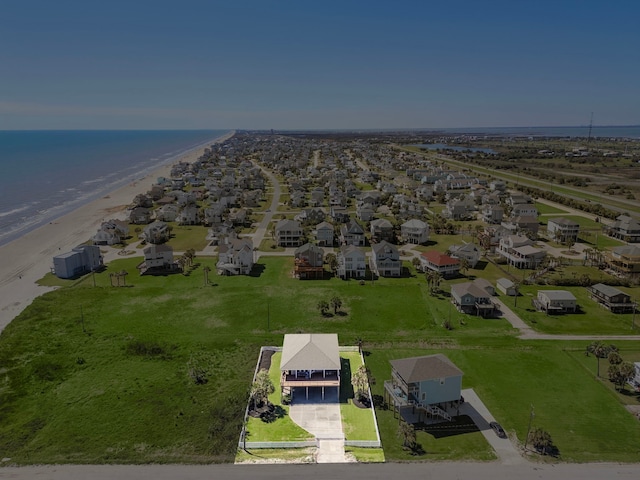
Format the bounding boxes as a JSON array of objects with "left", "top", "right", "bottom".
[{"left": 1, "top": 0, "right": 638, "bottom": 130}]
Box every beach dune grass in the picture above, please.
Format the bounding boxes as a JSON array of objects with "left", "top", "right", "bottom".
[{"left": 1, "top": 256, "right": 640, "bottom": 463}]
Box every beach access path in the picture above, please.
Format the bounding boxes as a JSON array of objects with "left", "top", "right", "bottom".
[{"left": 0, "top": 133, "right": 233, "bottom": 334}]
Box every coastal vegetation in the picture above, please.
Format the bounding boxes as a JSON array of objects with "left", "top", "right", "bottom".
[{"left": 1, "top": 256, "right": 640, "bottom": 464}]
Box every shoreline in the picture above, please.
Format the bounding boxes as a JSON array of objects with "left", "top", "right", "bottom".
[{"left": 0, "top": 131, "right": 235, "bottom": 333}]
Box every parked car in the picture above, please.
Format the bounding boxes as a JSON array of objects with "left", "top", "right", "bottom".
[{"left": 490, "top": 421, "right": 507, "bottom": 438}]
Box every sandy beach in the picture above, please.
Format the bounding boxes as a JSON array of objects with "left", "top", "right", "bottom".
[{"left": 0, "top": 131, "right": 234, "bottom": 333}]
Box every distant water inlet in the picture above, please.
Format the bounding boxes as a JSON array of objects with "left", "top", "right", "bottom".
[
  {"left": 0, "top": 130, "right": 231, "bottom": 246},
  {"left": 413, "top": 143, "right": 498, "bottom": 154}
]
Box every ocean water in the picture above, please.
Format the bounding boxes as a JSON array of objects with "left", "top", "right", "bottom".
[{"left": 0, "top": 130, "right": 230, "bottom": 246}]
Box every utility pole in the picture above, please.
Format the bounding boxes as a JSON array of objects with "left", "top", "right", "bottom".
[
  {"left": 587, "top": 112, "right": 594, "bottom": 143},
  {"left": 524, "top": 404, "right": 535, "bottom": 451}
]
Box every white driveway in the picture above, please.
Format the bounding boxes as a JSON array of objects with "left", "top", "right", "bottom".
[
  {"left": 461, "top": 388, "right": 525, "bottom": 465},
  {"left": 288, "top": 387, "right": 348, "bottom": 463}
]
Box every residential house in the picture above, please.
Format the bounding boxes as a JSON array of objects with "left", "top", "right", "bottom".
[
  {"left": 137, "top": 244, "right": 179, "bottom": 275},
  {"left": 451, "top": 280, "right": 496, "bottom": 317},
  {"left": 275, "top": 219, "right": 304, "bottom": 247},
  {"left": 92, "top": 219, "right": 129, "bottom": 245},
  {"left": 155, "top": 204, "right": 180, "bottom": 222},
  {"left": 216, "top": 238, "right": 254, "bottom": 276},
  {"left": 53, "top": 245, "right": 103, "bottom": 279},
  {"left": 401, "top": 219, "right": 429, "bottom": 245},
  {"left": 297, "top": 207, "right": 326, "bottom": 225},
  {"left": 177, "top": 204, "right": 199, "bottom": 225},
  {"left": 330, "top": 206, "right": 350, "bottom": 223},
  {"left": 512, "top": 204, "right": 538, "bottom": 218},
  {"left": 129, "top": 206, "right": 152, "bottom": 225},
  {"left": 356, "top": 202, "right": 376, "bottom": 222},
  {"left": 280, "top": 333, "right": 341, "bottom": 401},
  {"left": 336, "top": 245, "right": 367, "bottom": 279},
  {"left": 340, "top": 219, "right": 366, "bottom": 246},
  {"left": 588, "top": 283, "right": 635, "bottom": 313},
  {"left": 605, "top": 215, "right": 640, "bottom": 243},
  {"left": 497, "top": 234, "right": 546, "bottom": 269},
  {"left": 420, "top": 251, "right": 460, "bottom": 278},
  {"left": 370, "top": 218, "right": 394, "bottom": 243},
  {"left": 606, "top": 245, "right": 640, "bottom": 277},
  {"left": 142, "top": 221, "right": 171, "bottom": 244},
  {"left": 443, "top": 197, "right": 476, "bottom": 220},
  {"left": 370, "top": 241, "right": 402, "bottom": 277},
  {"left": 478, "top": 225, "right": 512, "bottom": 253},
  {"left": 383, "top": 354, "right": 463, "bottom": 423},
  {"left": 315, "top": 221, "right": 335, "bottom": 247},
  {"left": 481, "top": 204, "right": 504, "bottom": 224},
  {"left": 502, "top": 215, "right": 540, "bottom": 238},
  {"left": 535, "top": 290, "right": 577, "bottom": 314},
  {"left": 547, "top": 217, "right": 580, "bottom": 243},
  {"left": 294, "top": 243, "right": 325, "bottom": 279},
  {"left": 449, "top": 243, "right": 480, "bottom": 268}
]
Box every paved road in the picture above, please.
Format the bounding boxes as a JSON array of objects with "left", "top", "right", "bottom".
[
  {"left": 250, "top": 161, "right": 282, "bottom": 248},
  {"left": 2, "top": 462, "right": 639, "bottom": 480}
]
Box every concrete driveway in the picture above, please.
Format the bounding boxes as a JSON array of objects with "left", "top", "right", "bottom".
[
  {"left": 461, "top": 388, "right": 525, "bottom": 465},
  {"left": 288, "top": 387, "right": 348, "bottom": 463}
]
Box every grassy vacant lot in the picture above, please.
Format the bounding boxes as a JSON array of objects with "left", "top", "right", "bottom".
[
  {"left": 1, "top": 256, "right": 640, "bottom": 464},
  {"left": 512, "top": 285, "right": 639, "bottom": 335}
]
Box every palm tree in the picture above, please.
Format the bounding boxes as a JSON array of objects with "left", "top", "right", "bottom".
[
  {"left": 426, "top": 270, "right": 442, "bottom": 296},
  {"left": 330, "top": 296, "right": 342, "bottom": 314},
  {"left": 528, "top": 427, "right": 553, "bottom": 455},
  {"left": 325, "top": 253, "right": 338, "bottom": 273},
  {"left": 317, "top": 300, "right": 330, "bottom": 316},
  {"left": 586, "top": 341, "right": 618, "bottom": 378},
  {"left": 458, "top": 257, "right": 470, "bottom": 277},
  {"left": 397, "top": 421, "right": 417, "bottom": 450}
]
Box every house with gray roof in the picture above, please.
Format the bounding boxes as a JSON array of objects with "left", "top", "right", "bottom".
[
  {"left": 605, "top": 215, "right": 640, "bottom": 243},
  {"left": 547, "top": 217, "right": 580, "bottom": 244},
  {"left": 216, "top": 238, "right": 254, "bottom": 276},
  {"left": 587, "top": 283, "right": 635, "bottom": 313},
  {"left": 315, "top": 221, "right": 335, "bottom": 247},
  {"left": 337, "top": 245, "right": 367, "bottom": 279},
  {"left": 384, "top": 354, "right": 463, "bottom": 424},
  {"left": 275, "top": 219, "right": 303, "bottom": 247},
  {"left": 280, "top": 333, "right": 341, "bottom": 401},
  {"left": 370, "top": 241, "right": 402, "bottom": 277},
  {"left": 401, "top": 218, "right": 429, "bottom": 245},
  {"left": 535, "top": 290, "right": 577, "bottom": 314},
  {"left": 451, "top": 280, "right": 496, "bottom": 317}
]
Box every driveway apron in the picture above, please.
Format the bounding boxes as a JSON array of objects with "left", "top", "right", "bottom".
[{"left": 288, "top": 388, "right": 348, "bottom": 463}]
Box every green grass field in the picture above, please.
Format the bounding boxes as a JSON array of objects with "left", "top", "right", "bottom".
[{"left": 1, "top": 256, "right": 640, "bottom": 464}]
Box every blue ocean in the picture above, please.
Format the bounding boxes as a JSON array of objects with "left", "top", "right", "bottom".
[{"left": 0, "top": 130, "right": 230, "bottom": 246}]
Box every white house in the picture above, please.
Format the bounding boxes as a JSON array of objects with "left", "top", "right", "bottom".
[
  {"left": 216, "top": 238, "right": 254, "bottom": 275},
  {"left": 337, "top": 245, "right": 367, "bottom": 279},
  {"left": 449, "top": 243, "right": 481, "bottom": 268},
  {"left": 401, "top": 219, "right": 429, "bottom": 244},
  {"left": 536, "top": 290, "right": 577, "bottom": 314},
  {"left": 370, "top": 241, "right": 402, "bottom": 277}
]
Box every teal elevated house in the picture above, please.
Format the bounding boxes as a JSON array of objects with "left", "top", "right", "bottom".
[{"left": 384, "top": 354, "right": 463, "bottom": 424}]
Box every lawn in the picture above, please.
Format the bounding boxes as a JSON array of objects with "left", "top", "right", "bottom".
[
  {"left": 243, "top": 352, "right": 313, "bottom": 443},
  {"left": 512, "top": 285, "right": 640, "bottom": 335},
  {"left": 2, "top": 256, "right": 640, "bottom": 464},
  {"left": 535, "top": 202, "right": 568, "bottom": 215}
]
